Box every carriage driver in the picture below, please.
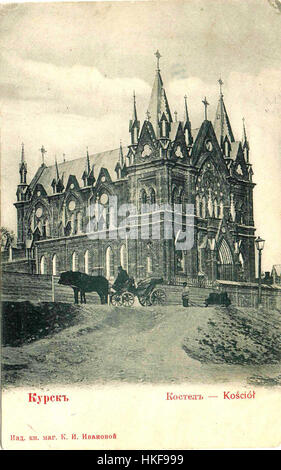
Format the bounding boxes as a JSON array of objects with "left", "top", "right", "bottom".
[{"left": 112, "top": 266, "right": 130, "bottom": 292}]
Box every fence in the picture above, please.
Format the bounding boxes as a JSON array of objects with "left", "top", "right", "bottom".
[{"left": 2, "top": 270, "right": 281, "bottom": 309}]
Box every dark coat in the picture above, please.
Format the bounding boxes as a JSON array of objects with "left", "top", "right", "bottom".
[{"left": 112, "top": 268, "right": 129, "bottom": 291}]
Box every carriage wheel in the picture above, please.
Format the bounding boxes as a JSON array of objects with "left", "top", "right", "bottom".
[
  {"left": 111, "top": 293, "right": 123, "bottom": 306},
  {"left": 138, "top": 295, "right": 152, "bottom": 307},
  {"left": 121, "top": 291, "right": 135, "bottom": 307},
  {"left": 150, "top": 288, "right": 166, "bottom": 305}
]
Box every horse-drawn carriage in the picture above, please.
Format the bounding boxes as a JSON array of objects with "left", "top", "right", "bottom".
[{"left": 110, "top": 277, "right": 166, "bottom": 307}]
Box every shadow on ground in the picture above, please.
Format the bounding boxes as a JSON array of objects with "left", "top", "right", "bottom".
[{"left": 2, "top": 302, "right": 281, "bottom": 388}]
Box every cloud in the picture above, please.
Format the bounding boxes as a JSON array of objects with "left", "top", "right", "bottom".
[{"left": 0, "top": 52, "right": 151, "bottom": 118}]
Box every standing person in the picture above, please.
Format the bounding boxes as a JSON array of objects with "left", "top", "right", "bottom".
[{"left": 182, "top": 282, "right": 189, "bottom": 307}]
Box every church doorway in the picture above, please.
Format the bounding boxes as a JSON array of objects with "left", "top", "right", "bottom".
[{"left": 217, "top": 238, "right": 234, "bottom": 281}]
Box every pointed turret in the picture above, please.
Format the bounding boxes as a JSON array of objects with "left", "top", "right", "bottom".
[
  {"left": 129, "top": 91, "right": 140, "bottom": 145},
  {"left": 183, "top": 95, "right": 193, "bottom": 146},
  {"left": 115, "top": 140, "right": 125, "bottom": 179},
  {"left": 17, "top": 143, "right": 29, "bottom": 202},
  {"left": 51, "top": 156, "right": 64, "bottom": 193},
  {"left": 213, "top": 79, "right": 235, "bottom": 150},
  {"left": 86, "top": 147, "right": 91, "bottom": 174},
  {"left": 242, "top": 117, "right": 250, "bottom": 163},
  {"left": 119, "top": 140, "right": 124, "bottom": 168},
  {"left": 82, "top": 147, "right": 95, "bottom": 187},
  {"left": 19, "top": 143, "right": 27, "bottom": 184},
  {"left": 55, "top": 155, "right": 60, "bottom": 181},
  {"left": 147, "top": 51, "right": 172, "bottom": 138}
]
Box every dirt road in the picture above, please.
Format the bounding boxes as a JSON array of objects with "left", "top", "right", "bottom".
[{"left": 2, "top": 304, "right": 281, "bottom": 388}]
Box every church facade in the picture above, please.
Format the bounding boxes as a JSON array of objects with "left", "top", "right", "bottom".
[{"left": 14, "top": 54, "right": 256, "bottom": 284}]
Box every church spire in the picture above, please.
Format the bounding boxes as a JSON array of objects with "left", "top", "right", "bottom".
[
  {"left": 242, "top": 117, "right": 250, "bottom": 162},
  {"left": 86, "top": 146, "right": 91, "bottom": 175},
  {"left": 132, "top": 90, "right": 137, "bottom": 121},
  {"left": 51, "top": 155, "right": 64, "bottom": 193},
  {"left": 82, "top": 147, "right": 95, "bottom": 187},
  {"left": 184, "top": 95, "right": 193, "bottom": 146},
  {"left": 147, "top": 51, "right": 172, "bottom": 138},
  {"left": 19, "top": 143, "right": 27, "bottom": 184},
  {"left": 55, "top": 155, "right": 60, "bottom": 181},
  {"left": 213, "top": 78, "right": 235, "bottom": 148},
  {"left": 129, "top": 91, "right": 140, "bottom": 145},
  {"left": 119, "top": 140, "right": 124, "bottom": 168}
]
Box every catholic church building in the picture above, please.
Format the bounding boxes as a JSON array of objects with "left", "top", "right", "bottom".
[{"left": 13, "top": 53, "right": 256, "bottom": 284}]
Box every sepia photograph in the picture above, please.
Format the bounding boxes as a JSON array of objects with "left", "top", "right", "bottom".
[{"left": 1, "top": 0, "right": 281, "bottom": 451}]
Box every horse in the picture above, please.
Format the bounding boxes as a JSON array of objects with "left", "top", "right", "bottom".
[{"left": 58, "top": 271, "right": 109, "bottom": 305}]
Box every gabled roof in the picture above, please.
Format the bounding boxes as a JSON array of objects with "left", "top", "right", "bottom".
[
  {"left": 147, "top": 69, "right": 172, "bottom": 137},
  {"left": 213, "top": 94, "right": 235, "bottom": 146},
  {"left": 31, "top": 146, "right": 129, "bottom": 196}
]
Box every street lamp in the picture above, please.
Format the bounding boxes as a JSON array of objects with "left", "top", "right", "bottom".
[{"left": 255, "top": 236, "right": 265, "bottom": 306}]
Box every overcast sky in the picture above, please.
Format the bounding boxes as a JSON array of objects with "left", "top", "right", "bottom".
[{"left": 0, "top": 0, "right": 280, "bottom": 271}]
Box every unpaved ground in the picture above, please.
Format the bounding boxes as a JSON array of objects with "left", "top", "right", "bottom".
[{"left": 2, "top": 304, "right": 281, "bottom": 389}]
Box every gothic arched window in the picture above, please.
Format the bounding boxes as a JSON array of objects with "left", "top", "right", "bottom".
[
  {"left": 71, "top": 213, "right": 76, "bottom": 235},
  {"left": 40, "top": 255, "right": 46, "bottom": 275},
  {"left": 52, "top": 254, "right": 57, "bottom": 276},
  {"left": 84, "top": 250, "right": 89, "bottom": 274},
  {"left": 141, "top": 189, "right": 147, "bottom": 205},
  {"left": 202, "top": 196, "right": 206, "bottom": 219},
  {"left": 150, "top": 188, "right": 156, "bottom": 205},
  {"left": 219, "top": 200, "right": 224, "bottom": 219},
  {"left": 230, "top": 194, "right": 236, "bottom": 221},
  {"left": 120, "top": 244, "right": 128, "bottom": 271},
  {"left": 105, "top": 246, "right": 114, "bottom": 280},
  {"left": 77, "top": 211, "right": 82, "bottom": 233},
  {"left": 72, "top": 251, "right": 78, "bottom": 271},
  {"left": 45, "top": 218, "right": 50, "bottom": 237},
  {"left": 172, "top": 187, "right": 178, "bottom": 206},
  {"left": 214, "top": 199, "right": 218, "bottom": 218},
  {"left": 208, "top": 191, "right": 213, "bottom": 217}
]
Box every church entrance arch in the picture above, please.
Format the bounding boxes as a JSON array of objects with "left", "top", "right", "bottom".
[{"left": 217, "top": 238, "right": 234, "bottom": 281}]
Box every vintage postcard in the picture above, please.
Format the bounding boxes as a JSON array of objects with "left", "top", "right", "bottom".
[{"left": 1, "top": 0, "right": 281, "bottom": 451}]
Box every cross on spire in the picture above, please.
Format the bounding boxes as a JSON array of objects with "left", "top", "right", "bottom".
[
  {"left": 40, "top": 145, "right": 47, "bottom": 165},
  {"left": 146, "top": 110, "right": 151, "bottom": 121},
  {"left": 202, "top": 97, "right": 209, "bottom": 120},
  {"left": 174, "top": 110, "right": 178, "bottom": 122},
  {"left": 242, "top": 117, "right": 248, "bottom": 140},
  {"left": 218, "top": 78, "right": 224, "bottom": 96},
  {"left": 154, "top": 50, "right": 162, "bottom": 71}
]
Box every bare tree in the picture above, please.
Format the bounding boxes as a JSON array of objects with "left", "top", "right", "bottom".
[{"left": 0, "top": 227, "right": 16, "bottom": 250}]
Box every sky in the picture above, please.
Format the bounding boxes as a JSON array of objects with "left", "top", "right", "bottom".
[{"left": 0, "top": 0, "right": 280, "bottom": 272}]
